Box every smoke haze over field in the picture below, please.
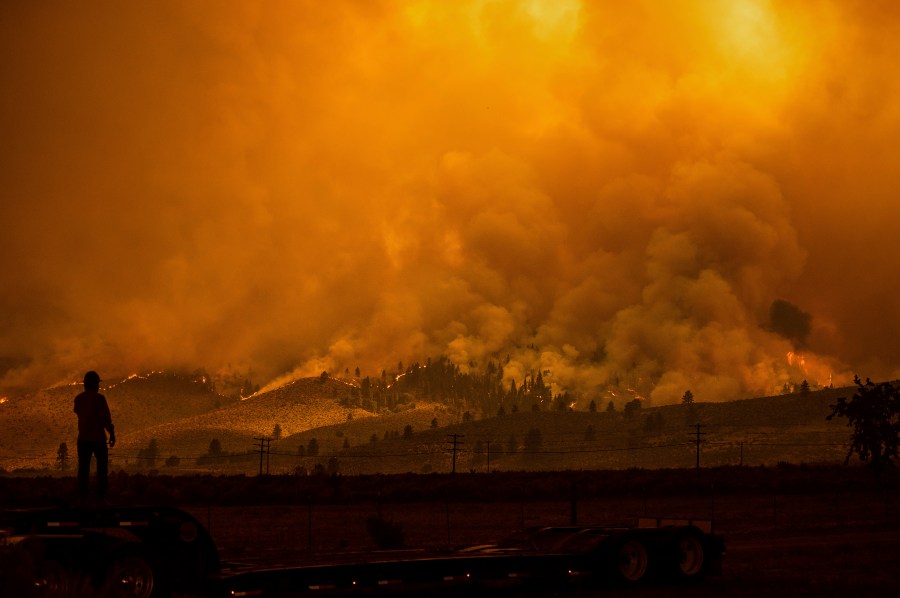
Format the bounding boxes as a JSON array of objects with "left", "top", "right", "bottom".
[{"left": 2, "top": 1, "right": 899, "bottom": 403}]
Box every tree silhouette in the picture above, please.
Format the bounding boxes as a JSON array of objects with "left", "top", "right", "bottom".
[
  {"left": 307, "top": 438, "right": 320, "bottom": 457},
  {"left": 827, "top": 376, "right": 900, "bottom": 473},
  {"left": 682, "top": 390, "right": 694, "bottom": 405},
  {"left": 208, "top": 438, "right": 223, "bottom": 456},
  {"left": 273, "top": 423, "right": 283, "bottom": 440},
  {"left": 524, "top": 428, "right": 543, "bottom": 453},
  {"left": 588, "top": 399, "right": 597, "bottom": 413},
  {"left": 139, "top": 439, "right": 159, "bottom": 468}
]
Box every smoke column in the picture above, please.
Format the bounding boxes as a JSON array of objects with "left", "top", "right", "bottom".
[{"left": 2, "top": 1, "right": 899, "bottom": 402}]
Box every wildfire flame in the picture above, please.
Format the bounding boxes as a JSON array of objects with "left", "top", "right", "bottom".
[{"left": 786, "top": 351, "right": 807, "bottom": 374}]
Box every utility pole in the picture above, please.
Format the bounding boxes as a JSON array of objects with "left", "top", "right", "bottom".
[
  {"left": 486, "top": 440, "right": 491, "bottom": 474},
  {"left": 689, "top": 424, "right": 706, "bottom": 470},
  {"left": 447, "top": 434, "right": 464, "bottom": 474},
  {"left": 254, "top": 437, "right": 271, "bottom": 476}
]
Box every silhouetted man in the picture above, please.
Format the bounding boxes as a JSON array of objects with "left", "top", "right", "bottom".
[{"left": 74, "top": 370, "right": 115, "bottom": 503}]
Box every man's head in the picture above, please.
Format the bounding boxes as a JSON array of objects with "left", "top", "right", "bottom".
[{"left": 83, "top": 371, "right": 101, "bottom": 391}]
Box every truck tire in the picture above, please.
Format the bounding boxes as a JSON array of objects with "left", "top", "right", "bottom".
[
  {"left": 32, "top": 558, "right": 72, "bottom": 598},
  {"left": 614, "top": 537, "right": 650, "bottom": 583},
  {"left": 670, "top": 528, "right": 707, "bottom": 583},
  {"left": 100, "top": 552, "right": 158, "bottom": 598},
  {"left": 16, "top": 538, "right": 82, "bottom": 598}
]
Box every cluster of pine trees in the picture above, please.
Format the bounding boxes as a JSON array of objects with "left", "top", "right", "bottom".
[{"left": 336, "top": 355, "right": 579, "bottom": 419}]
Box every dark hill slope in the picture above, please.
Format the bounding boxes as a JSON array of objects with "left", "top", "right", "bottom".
[
  {"left": 0, "top": 372, "right": 234, "bottom": 470},
  {"left": 115, "top": 377, "right": 377, "bottom": 465},
  {"left": 289, "top": 387, "right": 858, "bottom": 475}
]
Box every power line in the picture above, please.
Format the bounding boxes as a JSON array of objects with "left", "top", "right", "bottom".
[
  {"left": 446, "top": 434, "right": 464, "bottom": 474},
  {"left": 689, "top": 424, "right": 707, "bottom": 470},
  {"left": 253, "top": 437, "right": 271, "bottom": 476}
]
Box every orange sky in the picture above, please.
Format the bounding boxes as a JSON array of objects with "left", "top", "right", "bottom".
[{"left": 1, "top": 0, "right": 899, "bottom": 403}]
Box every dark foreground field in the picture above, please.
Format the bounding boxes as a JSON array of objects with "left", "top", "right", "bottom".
[
  {"left": 3, "top": 465, "right": 899, "bottom": 596},
  {"left": 184, "top": 499, "right": 899, "bottom": 596}
]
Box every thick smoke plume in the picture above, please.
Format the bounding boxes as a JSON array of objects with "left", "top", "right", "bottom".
[{"left": 2, "top": 1, "right": 899, "bottom": 403}]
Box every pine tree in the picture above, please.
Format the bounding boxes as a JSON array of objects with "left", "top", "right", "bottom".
[
  {"left": 139, "top": 439, "right": 159, "bottom": 468},
  {"left": 208, "top": 438, "right": 223, "bottom": 456}
]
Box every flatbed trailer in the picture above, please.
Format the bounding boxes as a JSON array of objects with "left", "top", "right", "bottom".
[{"left": 0, "top": 506, "right": 723, "bottom": 597}]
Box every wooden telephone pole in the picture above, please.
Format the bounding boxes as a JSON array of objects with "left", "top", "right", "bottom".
[{"left": 447, "top": 434, "right": 464, "bottom": 474}]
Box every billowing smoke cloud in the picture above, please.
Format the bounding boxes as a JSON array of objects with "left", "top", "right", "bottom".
[
  {"left": 2, "top": 0, "right": 899, "bottom": 402},
  {"left": 769, "top": 299, "right": 812, "bottom": 347}
]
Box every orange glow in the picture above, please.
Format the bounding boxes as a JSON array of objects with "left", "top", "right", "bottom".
[
  {"left": 1, "top": 1, "right": 898, "bottom": 402},
  {"left": 786, "top": 351, "right": 806, "bottom": 372}
]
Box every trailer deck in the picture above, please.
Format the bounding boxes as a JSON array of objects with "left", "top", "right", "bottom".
[{"left": 1, "top": 506, "right": 723, "bottom": 597}]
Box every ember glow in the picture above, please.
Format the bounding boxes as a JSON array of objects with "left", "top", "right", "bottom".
[{"left": 1, "top": 1, "right": 899, "bottom": 403}]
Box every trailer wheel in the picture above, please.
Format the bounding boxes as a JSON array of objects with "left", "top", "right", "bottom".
[
  {"left": 671, "top": 529, "right": 706, "bottom": 582},
  {"left": 101, "top": 554, "right": 157, "bottom": 598},
  {"left": 615, "top": 538, "right": 650, "bottom": 583},
  {"left": 32, "top": 558, "right": 71, "bottom": 598}
]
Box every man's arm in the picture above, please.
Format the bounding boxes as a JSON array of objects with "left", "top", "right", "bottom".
[{"left": 101, "top": 395, "right": 116, "bottom": 447}]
